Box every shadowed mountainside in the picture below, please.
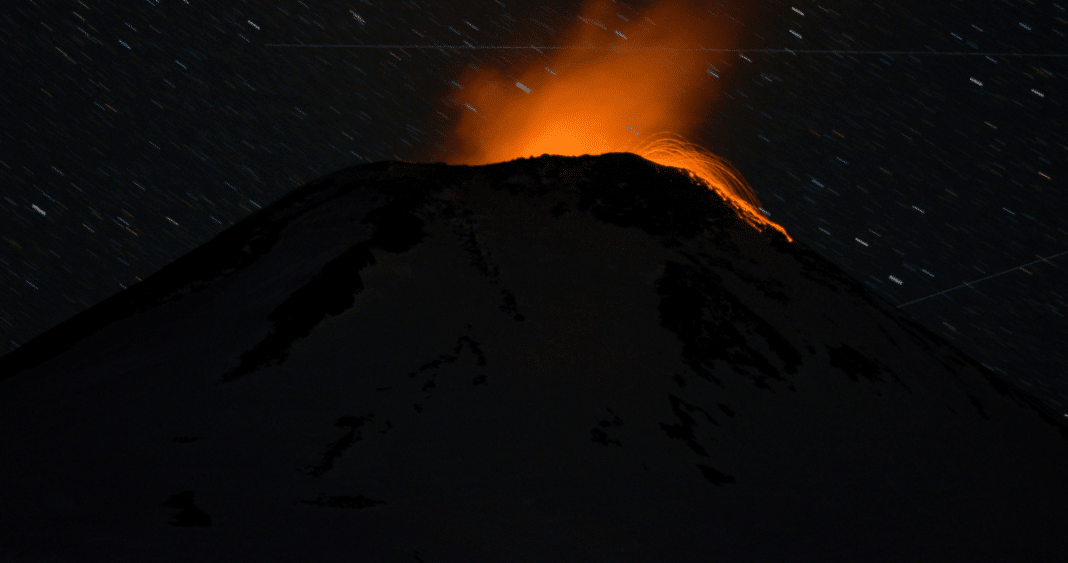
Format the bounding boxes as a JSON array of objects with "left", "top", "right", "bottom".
[{"left": 1, "top": 153, "right": 1066, "bottom": 562}]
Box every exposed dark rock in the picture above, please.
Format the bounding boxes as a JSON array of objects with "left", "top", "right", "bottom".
[
  {"left": 1, "top": 154, "right": 1066, "bottom": 562},
  {"left": 162, "top": 491, "right": 212, "bottom": 527}
]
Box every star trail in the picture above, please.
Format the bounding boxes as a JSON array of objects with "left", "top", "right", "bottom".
[
  {"left": 266, "top": 43, "right": 1068, "bottom": 58},
  {"left": 1, "top": 0, "right": 1066, "bottom": 411}
]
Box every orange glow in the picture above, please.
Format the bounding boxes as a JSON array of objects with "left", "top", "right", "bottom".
[
  {"left": 630, "top": 132, "right": 793, "bottom": 241},
  {"left": 437, "top": 0, "right": 791, "bottom": 242}
]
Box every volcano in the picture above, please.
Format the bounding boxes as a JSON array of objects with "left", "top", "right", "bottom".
[{"left": 1, "top": 153, "right": 1066, "bottom": 562}]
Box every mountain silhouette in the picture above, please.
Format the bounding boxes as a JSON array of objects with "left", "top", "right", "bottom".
[{"left": 1, "top": 153, "right": 1066, "bottom": 562}]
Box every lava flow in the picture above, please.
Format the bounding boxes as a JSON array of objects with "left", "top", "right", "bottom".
[{"left": 438, "top": 0, "right": 791, "bottom": 242}]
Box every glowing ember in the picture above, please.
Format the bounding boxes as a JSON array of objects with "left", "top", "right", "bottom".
[
  {"left": 437, "top": 0, "right": 791, "bottom": 241},
  {"left": 630, "top": 132, "right": 793, "bottom": 242}
]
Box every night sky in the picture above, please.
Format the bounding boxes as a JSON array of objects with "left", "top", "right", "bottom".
[{"left": 2, "top": 0, "right": 1066, "bottom": 413}]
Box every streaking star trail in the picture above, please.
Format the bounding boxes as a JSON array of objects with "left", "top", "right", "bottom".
[{"left": 898, "top": 249, "right": 1068, "bottom": 308}]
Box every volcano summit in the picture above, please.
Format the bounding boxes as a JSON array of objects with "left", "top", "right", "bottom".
[{"left": 1, "top": 154, "right": 1066, "bottom": 562}]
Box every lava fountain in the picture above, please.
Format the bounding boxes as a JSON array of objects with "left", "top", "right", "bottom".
[{"left": 438, "top": 0, "right": 791, "bottom": 241}]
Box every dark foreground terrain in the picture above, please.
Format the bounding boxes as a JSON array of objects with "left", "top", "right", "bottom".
[{"left": 1, "top": 153, "right": 1066, "bottom": 562}]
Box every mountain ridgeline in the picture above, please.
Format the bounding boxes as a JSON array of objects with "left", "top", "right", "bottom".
[{"left": 1, "top": 153, "right": 1066, "bottom": 562}]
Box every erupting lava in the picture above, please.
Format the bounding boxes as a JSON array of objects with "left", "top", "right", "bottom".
[{"left": 438, "top": 0, "right": 791, "bottom": 241}]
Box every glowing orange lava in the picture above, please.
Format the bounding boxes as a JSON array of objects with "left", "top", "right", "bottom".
[{"left": 437, "top": 0, "right": 791, "bottom": 242}]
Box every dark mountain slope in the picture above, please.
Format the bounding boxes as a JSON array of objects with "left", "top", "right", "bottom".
[{"left": 1, "top": 153, "right": 1066, "bottom": 562}]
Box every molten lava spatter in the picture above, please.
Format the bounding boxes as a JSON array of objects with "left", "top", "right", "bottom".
[
  {"left": 438, "top": 0, "right": 791, "bottom": 241},
  {"left": 628, "top": 132, "right": 793, "bottom": 242}
]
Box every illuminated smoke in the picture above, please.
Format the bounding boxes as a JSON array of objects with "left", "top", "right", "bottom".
[{"left": 438, "top": 0, "right": 791, "bottom": 241}]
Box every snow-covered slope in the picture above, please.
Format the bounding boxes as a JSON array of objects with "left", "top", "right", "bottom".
[{"left": 1, "top": 153, "right": 1066, "bottom": 562}]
